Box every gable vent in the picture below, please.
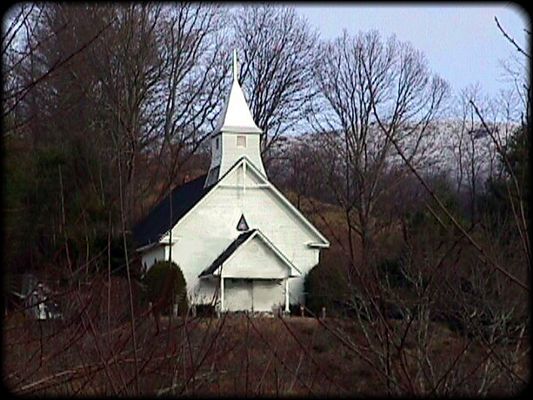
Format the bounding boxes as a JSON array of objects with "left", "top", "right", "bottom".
[{"left": 236, "top": 214, "right": 249, "bottom": 231}]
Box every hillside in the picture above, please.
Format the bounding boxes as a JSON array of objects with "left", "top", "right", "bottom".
[
  {"left": 4, "top": 309, "right": 528, "bottom": 396},
  {"left": 4, "top": 188, "right": 528, "bottom": 397}
]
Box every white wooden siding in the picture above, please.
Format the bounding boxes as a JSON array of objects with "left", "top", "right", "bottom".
[
  {"left": 222, "top": 236, "right": 290, "bottom": 279},
  {"left": 219, "top": 133, "right": 265, "bottom": 177},
  {"left": 141, "top": 246, "right": 166, "bottom": 271},
  {"left": 144, "top": 160, "right": 324, "bottom": 306}
]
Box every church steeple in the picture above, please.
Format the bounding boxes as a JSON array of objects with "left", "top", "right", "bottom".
[
  {"left": 215, "top": 50, "right": 262, "bottom": 135},
  {"left": 205, "top": 50, "right": 265, "bottom": 188}
]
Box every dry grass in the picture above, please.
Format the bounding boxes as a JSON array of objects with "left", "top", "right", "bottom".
[{"left": 4, "top": 306, "right": 528, "bottom": 397}]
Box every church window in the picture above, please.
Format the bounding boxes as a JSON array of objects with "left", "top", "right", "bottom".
[
  {"left": 237, "top": 135, "right": 246, "bottom": 148},
  {"left": 236, "top": 214, "right": 249, "bottom": 231},
  {"left": 216, "top": 137, "right": 220, "bottom": 150}
]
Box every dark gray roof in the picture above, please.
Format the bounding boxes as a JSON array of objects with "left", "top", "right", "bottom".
[
  {"left": 133, "top": 175, "right": 211, "bottom": 248},
  {"left": 198, "top": 230, "right": 256, "bottom": 277}
]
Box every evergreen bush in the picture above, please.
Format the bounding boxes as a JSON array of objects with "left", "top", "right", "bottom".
[
  {"left": 304, "top": 254, "right": 350, "bottom": 317},
  {"left": 142, "top": 261, "right": 188, "bottom": 316}
]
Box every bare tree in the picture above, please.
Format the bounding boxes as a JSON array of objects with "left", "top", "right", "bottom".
[
  {"left": 9, "top": 3, "right": 228, "bottom": 225},
  {"left": 2, "top": 4, "right": 115, "bottom": 133},
  {"left": 297, "top": 25, "right": 529, "bottom": 396},
  {"left": 447, "top": 85, "right": 497, "bottom": 225},
  {"left": 145, "top": 3, "right": 228, "bottom": 204},
  {"left": 298, "top": 30, "right": 533, "bottom": 396},
  {"left": 495, "top": 16, "right": 530, "bottom": 124},
  {"left": 308, "top": 30, "right": 449, "bottom": 270},
  {"left": 231, "top": 6, "right": 318, "bottom": 165},
  {"left": 2, "top": 3, "right": 41, "bottom": 123}
]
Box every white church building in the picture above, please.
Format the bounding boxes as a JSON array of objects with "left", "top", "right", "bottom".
[{"left": 133, "top": 52, "right": 329, "bottom": 313}]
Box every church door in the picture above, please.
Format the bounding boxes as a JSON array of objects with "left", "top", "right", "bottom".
[
  {"left": 252, "top": 280, "right": 284, "bottom": 312},
  {"left": 224, "top": 279, "right": 252, "bottom": 311}
]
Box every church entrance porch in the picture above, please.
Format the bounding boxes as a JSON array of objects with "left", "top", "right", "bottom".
[
  {"left": 222, "top": 278, "right": 286, "bottom": 313},
  {"left": 198, "top": 229, "right": 301, "bottom": 314}
]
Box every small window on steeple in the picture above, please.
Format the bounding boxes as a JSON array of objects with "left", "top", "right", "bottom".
[
  {"left": 236, "top": 214, "right": 249, "bottom": 231},
  {"left": 237, "top": 135, "right": 246, "bottom": 148},
  {"left": 216, "top": 137, "right": 220, "bottom": 150}
]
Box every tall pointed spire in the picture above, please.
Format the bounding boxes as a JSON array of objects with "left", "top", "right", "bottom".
[{"left": 215, "top": 49, "right": 262, "bottom": 134}]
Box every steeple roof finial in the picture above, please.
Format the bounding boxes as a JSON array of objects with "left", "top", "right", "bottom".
[{"left": 233, "top": 49, "right": 239, "bottom": 82}]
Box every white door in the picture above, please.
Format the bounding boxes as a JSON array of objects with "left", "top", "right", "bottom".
[
  {"left": 224, "top": 279, "right": 252, "bottom": 311},
  {"left": 252, "top": 280, "right": 284, "bottom": 312}
]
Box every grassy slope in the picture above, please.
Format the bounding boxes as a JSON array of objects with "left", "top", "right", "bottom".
[
  {"left": 4, "top": 189, "right": 528, "bottom": 396},
  {"left": 5, "top": 312, "right": 527, "bottom": 396}
]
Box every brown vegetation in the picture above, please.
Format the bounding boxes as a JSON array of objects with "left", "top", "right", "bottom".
[
  {"left": 4, "top": 309, "right": 528, "bottom": 396},
  {"left": 3, "top": 3, "right": 529, "bottom": 397}
]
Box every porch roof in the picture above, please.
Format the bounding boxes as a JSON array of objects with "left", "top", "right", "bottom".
[
  {"left": 199, "top": 230, "right": 256, "bottom": 278},
  {"left": 198, "top": 229, "right": 301, "bottom": 278}
]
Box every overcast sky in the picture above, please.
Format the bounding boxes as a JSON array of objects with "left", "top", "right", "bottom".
[{"left": 293, "top": 4, "right": 529, "bottom": 98}]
